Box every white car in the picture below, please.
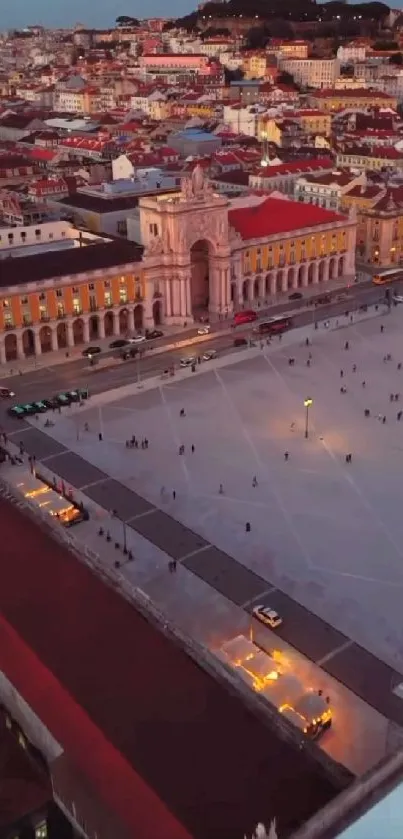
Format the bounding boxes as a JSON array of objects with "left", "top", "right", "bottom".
[
  {"left": 202, "top": 350, "right": 217, "bottom": 361},
  {"left": 393, "top": 295, "right": 403, "bottom": 303},
  {"left": 128, "top": 335, "right": 146, "bottom": 344},
  {"left": 180, "top": 356, "right": 196, "bottom": 368},
  {"left": 253, "top": 605, "right": 283, "bottom": 629},
  {"left": 197, "top": 325, "right": 211, "bottom": 335}
]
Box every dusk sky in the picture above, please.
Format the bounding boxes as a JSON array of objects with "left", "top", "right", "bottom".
[{"left": 0, "top": 0, "right": 193, "bottom": 30}]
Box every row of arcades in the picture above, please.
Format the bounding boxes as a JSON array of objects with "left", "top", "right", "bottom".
[{"left": 1, "top": 301, "right": 163, "bottom": 363}]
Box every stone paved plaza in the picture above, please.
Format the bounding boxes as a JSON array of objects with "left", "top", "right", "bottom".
[{"left": 22, "top": 306, "right": 403, "bottom": 673}]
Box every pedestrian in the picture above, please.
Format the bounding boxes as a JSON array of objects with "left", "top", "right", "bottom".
[
  {"left": 340, "top": 369, "right": 344, "bottom": 378},
  {"left": 345, "top": 341, "right": 349, "bottom": 350},
  {"left": 180, "top": 408, "right": 185, "bottom": 417},
  {"left": 245, "top": 522, "right": 251, "bottom": 532},
  {"left": 390, "top": 393, "right": 395, "bottom": 403},
  {"left": 398, "top": 363, "right": 402, "bottom": 371},
  {"left": 252, "top": 475, "right": 258, "bottom": 488},
  {"left": 290, "top": 422, "right": 295, "bottom": 431},
  {"left": 362, "top": 380, "right": 366, "bottom": 388},
  {"left": 19, "top": 441, "right": 24, "bottom": 456},
  {"left": 382, "top": 416, "right": 386, "bottom": 424},
  {"left": 306, "top": 358, "right": 311, "bottom": 367},
  {"left": 350, "top": 315, "right": 353, "bottom": 323},
  {"left": 284, "top": 451, "right": 289, "bottom": 461},
  {"left": 352, "top": 364, "right": 357, "bottom": 373},
  {"left": 172, "top": 490, "right": 176, "bottom": 500},
  {"left": 364, "top": 409, "right": 370, "bottom": 417},
  {"left": 305, "top": 337, "right": 310, "bottom": 347},
  {"left": 380, "top": 324, "right": 384, "bottom": 333},
  {"left": 172, "top": 560, "right": 177, "bottom": 572},
  {"left": 398, "top": 411, "right": 402, "bottom": 421},
  {"left": 191, "top": 444, "right": 195, "bottom": 453},
  {"left": 395, "top": 394, "right": 399, "bottom": 402},
  {"left": 387, "top": 353, "right": 392, "bottom": 361},
  {"left": 219, "top": 483, "right": 224, "bottom": 494}
]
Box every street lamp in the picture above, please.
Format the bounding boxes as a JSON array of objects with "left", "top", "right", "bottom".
[{"left": 304, "top": 397, "right": 313, "bottom": 439}]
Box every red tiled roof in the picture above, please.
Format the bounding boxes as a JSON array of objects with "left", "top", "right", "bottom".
[
  {"left": 0, "top": 499, "right": 343, "bottom": 839},
  {"left": 251, "top": 158, "right": 333, "bottom": 179},
  {"left": 229, "top": 197, "right": 346, "bottom": 240}
]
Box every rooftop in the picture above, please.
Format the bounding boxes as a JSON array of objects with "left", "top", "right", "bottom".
[
  {"left": 0, "top": 239, "right": 142, "bottom": 288},
  {"left": 228, "top": 197, "right": 346, "bottom": 240},
  {"left": 0, "top": 498, "right": 343, "bottom": 839}
]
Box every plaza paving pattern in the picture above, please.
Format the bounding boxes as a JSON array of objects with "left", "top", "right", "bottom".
[{"left": 9, "top": 308, "right": 403, "bottom": 730}]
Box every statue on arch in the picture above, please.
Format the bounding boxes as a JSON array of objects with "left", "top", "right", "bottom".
[
  {"left": 191, "top": 163, "right": 205, "bottom": 197},
  {"left": 180, "top": 175, "right": 194, "bottom": 201}
]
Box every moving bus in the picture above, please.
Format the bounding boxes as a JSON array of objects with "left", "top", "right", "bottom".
[
  {"left": 373, "top": 269, "right": 403, "bottom": 285},
  {"left": 233, "top": 309, "right": 258, "bottom": 326},
  {"left": 254, "top": 315, "right": 293, "bottom": 336}
]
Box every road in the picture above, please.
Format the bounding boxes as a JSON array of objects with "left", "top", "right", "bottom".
[{"left": 0, "top": 282, "right": 389, "bottom": 429}]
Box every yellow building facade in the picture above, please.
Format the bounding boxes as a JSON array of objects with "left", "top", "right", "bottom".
[{"left": 310, "top": 91, "right": 398, "bottom": 112}]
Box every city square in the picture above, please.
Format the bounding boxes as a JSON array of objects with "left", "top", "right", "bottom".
[{"left": 25, "top": 304, "right": 403, "bottom": 676}]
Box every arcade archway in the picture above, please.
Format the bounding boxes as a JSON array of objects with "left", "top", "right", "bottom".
[{"left": 190, "top": 239, "right": 212, "bottom": 316}]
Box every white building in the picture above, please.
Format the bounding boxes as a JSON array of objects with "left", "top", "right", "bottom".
[
  {"left": 337, "top": 43, "right": 367, "bottom": 64},
  {"left": 278, "top": 57, "right": 340, "bottom": 89}
]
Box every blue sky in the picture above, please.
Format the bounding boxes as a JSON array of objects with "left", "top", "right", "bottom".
[{"left": 0, "top": 0, "right": 193, "bottom": 30}]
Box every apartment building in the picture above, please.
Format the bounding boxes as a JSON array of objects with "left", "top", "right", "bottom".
[{"left": 278, "top": 58, "right": 340, "bottom": 89}]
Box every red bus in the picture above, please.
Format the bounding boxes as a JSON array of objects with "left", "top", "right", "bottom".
[
  {"left": 254, "top": 315, "right": 293, "bottom": 335},
  {"left": 233, "top": 309, "right": 258, "bottom": 326}
]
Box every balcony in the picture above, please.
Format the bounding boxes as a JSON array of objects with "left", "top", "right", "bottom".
[
  {"left": 72, "top": 309, "right": 83, "bottom": 317},
  {"left": 22, "top": 320, "right": 33, "bottom": 327},
  {"left": 89, "top": 304, "right": 99, "bottom": 312},
  {"left": 40, "top": 315, "right": 50, "bottom": 323},
  {"left": 57, "top": 312, "right": 66, "bottom": 320},
  {"left": 4, "top": 323, "right": 15, "bottom": 330}
]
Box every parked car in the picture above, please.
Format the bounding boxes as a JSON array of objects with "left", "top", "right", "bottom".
[
  {"left": 8, "top": 403, "right": 36, "bottom": 418},
  {"left": 202, "top": 350, "right": 217, "bottom": 361},
  {"left": 234, "top": 337, "right": 248, "bottom": 347},
  {"left": 197, "top": 325, "right": 211, "bottom": 335},
  {"left": 0, "top": 387, "right": 15, "bottom": 398},
  {"left": 253, "top": 605, "right": 283, "bottom": 629},
  {"left": 180, "top": 356, "right": 196, "bottom": 367},
  {"left": 145, "top": 329, "right": 164, "bottom": 340},
  {"left": 82, "top": 345, "right": 101, "bottom": 356},
  {"left": 128, "top": 335, "right": 146, "bottom": 344},
  {"left": 109, "top": 339, "right": 129, "bottom": 349},
  {"left": 289, "top": 291, "right": 303, "bottom": 301}
]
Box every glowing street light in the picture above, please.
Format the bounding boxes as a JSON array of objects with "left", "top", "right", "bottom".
[{"left": 304, "top": 397, "right": 313, "bottom": 439}]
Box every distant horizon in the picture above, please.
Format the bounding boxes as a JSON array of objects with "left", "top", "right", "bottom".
[
  {"left": 0, "top": 0, "right": 397, "bottom": 31},
  {"left": 0, "top": 0, "right": 190, "bottom": 31}
]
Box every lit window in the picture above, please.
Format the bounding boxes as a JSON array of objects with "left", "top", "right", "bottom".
[
  {"left": 2, "top": 299, "right": 10, "bottom": 308},
  {"left": 104, "top": 280, "right": 110, "bottom": 289},
  {"left": 35, "top": 822, "right": 47, "bottom": 839},
  {"left": 20, "top": 296, "right": 28, "bottom": 305}
]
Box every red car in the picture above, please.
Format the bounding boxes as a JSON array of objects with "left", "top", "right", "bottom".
[{"left": 233, "top": 310, "right": 258, "bottom": 326}]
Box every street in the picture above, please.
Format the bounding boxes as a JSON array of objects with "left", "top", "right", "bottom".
[{"left": 0, "top": 281, "right": 387, "bottom": 429}]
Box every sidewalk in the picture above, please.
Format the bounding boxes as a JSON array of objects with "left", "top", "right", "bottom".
[{"left": 0, "top": 275, "right": 359, "bottom": 380}]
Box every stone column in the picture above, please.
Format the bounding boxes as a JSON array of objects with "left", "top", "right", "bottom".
[
  {"left": 281, "top": 271, "right": 288, "bottom": 293},
  {"left": 98, "top": 316, "right": 106, "bottom": 339},
  {"left": 83, "top": 318, "right": 90, "bottom": 343},
  {"left": 270, "top": 274, "right": 276, "bottom": 296},
  {"left": 165, "top": 280, "right": 172, "bottom": 317},
  {"left": 127, "top": 308, "right": 134, "bottom": 333},
  {"left": 112, "top": 310, "right": 120, "bottom": 336},
  {"left": 51, "top": 327, "right": 58, "bottom": 352},
  {"left": 174, "top": 279, "right": 181, "bottom": 316},
  {"left": 144, "top": 298, "right": 153, "bottom": 325},
  {"left": 180, "top": 280, "right": 187, "bottom": 318},
  {"left": 34, "top": 330, "right": 42, "bottom": 356},
  {"left": 301, "top": 265, "right": 308, "bottom": 288},
  {"left": 313, "top": 262, "right": 319, "bottom": 284},
  {"left": 67, "top": 320, "right": 74, "bottom": 348},
  {"left": 292, "top": 269, "right": 299, "bottom": 289},
  {"left": 0, "top": 341, "right": 5, "bottom": 365},
  {"left": 248, "top": 278, "right": 254, "bottom": 303},
  {"left": 16, "top": 332, "right": 24, "bottom": 359},
  {"left": 186, "top": 277, "right": 192, "bottom": 317}
]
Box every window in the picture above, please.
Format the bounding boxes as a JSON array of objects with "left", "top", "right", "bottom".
[
  {"left": 35, "top": 822, "right": 47, "bottom": 839},
  {"left": 21, "top": 231, "right": 26, "bottom": 241},
  {"left": 39, "top": 292, "right": 46, "bottom": 301},
  {"left": 7, "top": 233, "right": 13, "bottom": 243},
  {"left": 88, "top": 283, "right": 95, "bottom": 291},
  {"left": 48, "top": 233, "right": 53, "bottom": 240},
  {"left": 20, "top": 296, "right": 28, "bottom": 305},
  {"left": 56, "top": 289, "right": 63, "bottom": 298},
  {"left": 72, "top": 286, "right": 79, "bottom": 294},
  {"left": 4, "top": 312, "right": 13, "bottom": 327},
  {"left": 57, "top": 302, "right": 65, "bottom": 317},
  {"left": 35, "top": 229, "right": 41, "bottom": 238},
  {"left": 119, "top": 286, "right": 128, "bottom": 303},
  {"left": 104, "top": 291, "right": 112, "bottom": 306},
  {"left": 2, "top": 299, "right": 10, "bottom": 308},
  {"left": 104, "top": 280, "right": 110, "bottom": 289}
]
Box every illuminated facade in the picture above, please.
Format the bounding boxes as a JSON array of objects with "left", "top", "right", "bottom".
[{"left": 0, "top": 172, "right": 357, "bottom": 364}]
